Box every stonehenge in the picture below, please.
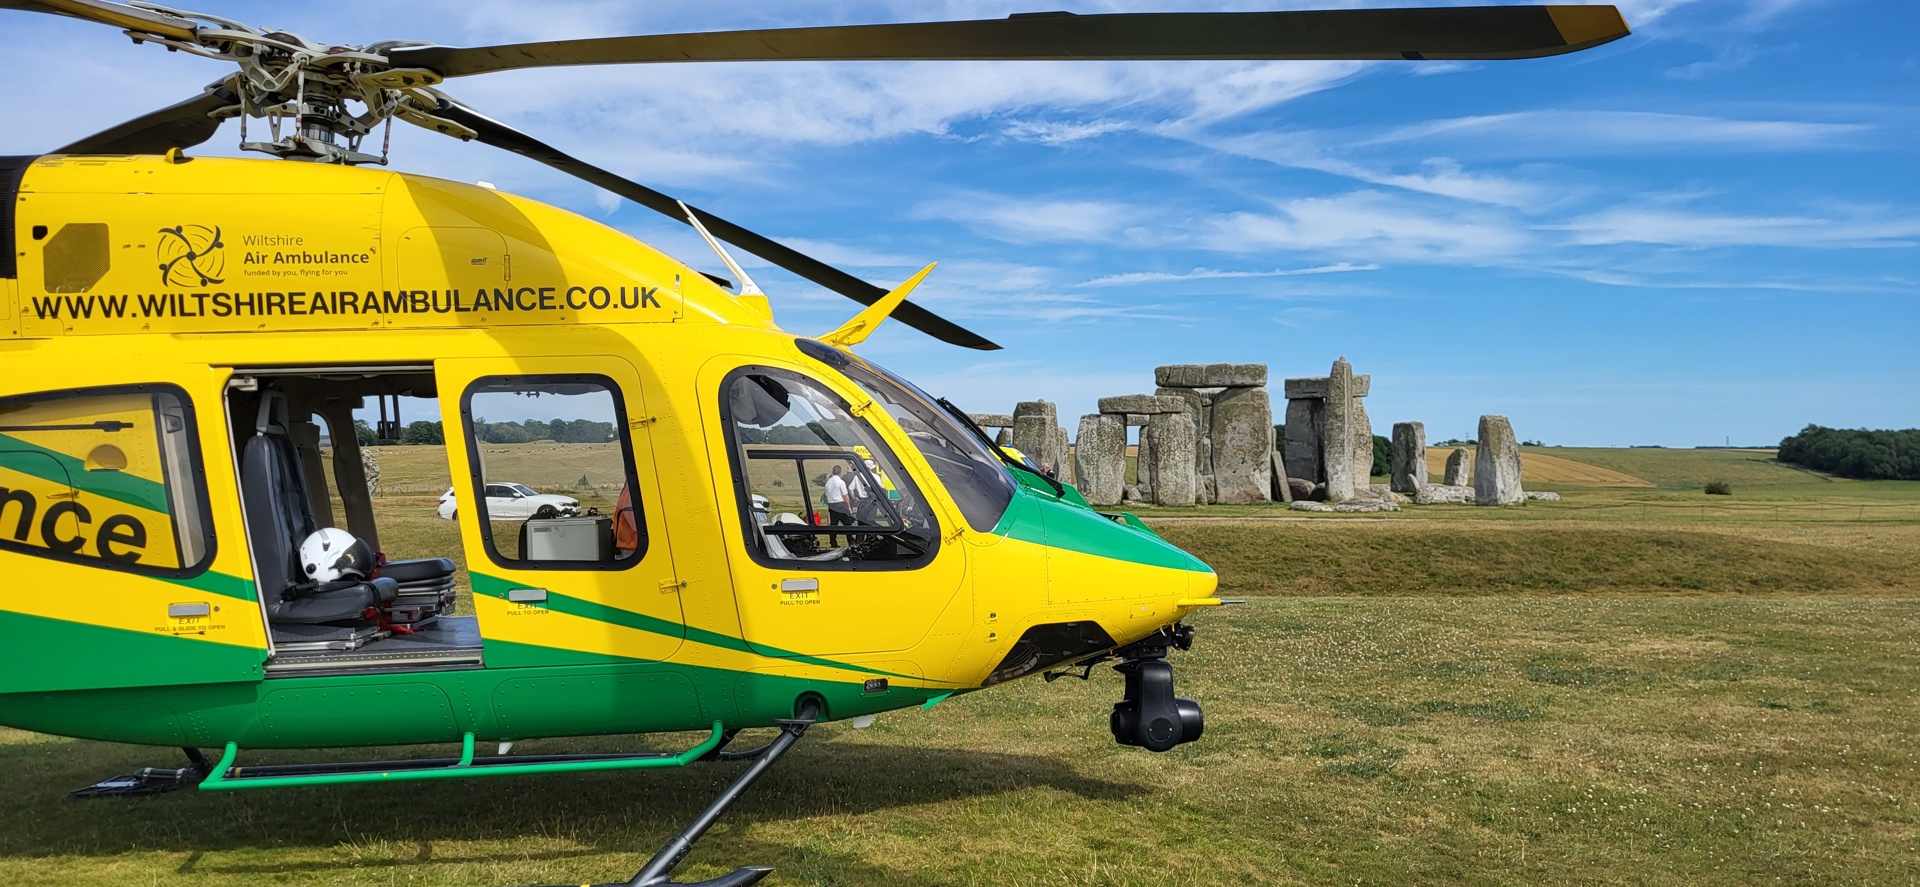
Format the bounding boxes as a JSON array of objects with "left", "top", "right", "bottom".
[{"left": 972, "top": 357, "right": 1544, "bottom": 512}]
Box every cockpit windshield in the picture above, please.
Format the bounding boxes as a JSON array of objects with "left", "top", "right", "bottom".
[{"left": 796, "top": 339, "right": 1017, "bottom": 532}]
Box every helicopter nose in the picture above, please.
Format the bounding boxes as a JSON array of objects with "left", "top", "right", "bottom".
[{"left": 1024, "top": 497, "right": 1217, "bottom": 632}]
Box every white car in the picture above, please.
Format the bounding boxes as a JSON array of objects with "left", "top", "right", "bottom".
[{"left": 438, "top": 483, "right": 580, "bottom": 520}]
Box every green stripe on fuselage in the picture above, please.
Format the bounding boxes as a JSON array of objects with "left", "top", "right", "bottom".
[
  {"left": 467, "top": 572, "right": 944, "bottom": 684},
  {"left": 996, "top": 487, "right": 1211, "bottom": 574},
  {"left": 163, "top": 569, "right": 258, "bottom": 602},
  {"left": 0, "top": 608, "right": 261, "bottom": 695},
  {"left": 0, "top": 432, "right": 171, "bottom": 514}
]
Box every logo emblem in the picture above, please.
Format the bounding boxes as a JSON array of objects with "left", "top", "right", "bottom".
[{"left": 156, "top": 225, "right": 225, "bottom": 287}]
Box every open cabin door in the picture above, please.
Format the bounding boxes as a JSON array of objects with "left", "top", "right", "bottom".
[{"left": 439, "top": 356, "right": 685, "bottom": 668}]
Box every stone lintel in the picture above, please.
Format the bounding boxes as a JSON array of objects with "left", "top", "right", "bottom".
[
  {"left": 1283, "top": 374, "right": 1370, "bottom": 400},
  {"left": 1098, "top": 394, "right": 1189, "bottom": 415},
  {"left": 1154, "top": 363, "right": 1267, "bottom": 389},
  {"left": 969, "top": 413, "right": 1015, "bottom": 428}
]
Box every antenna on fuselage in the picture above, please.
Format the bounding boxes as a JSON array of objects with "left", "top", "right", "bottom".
[{"left": 677, "top": 200, "right": 764, "bottom": 297}]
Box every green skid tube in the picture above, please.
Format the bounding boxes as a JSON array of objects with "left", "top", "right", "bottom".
[{"left": 198, "top": 722, "right": 727, "bottom": 791}]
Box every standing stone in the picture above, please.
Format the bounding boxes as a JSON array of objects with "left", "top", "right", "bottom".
[
  {"left": 1074, "top": 414, "right": 1127, "bottom": 506},
  {"left": 1473, "top": 415, "right": 1525, "bottom": 506},
  {"left": 1282, "top": 398, "right": 1322, "bottom": 483},
  {"left": 1390, "top": 422, "right": 1427, "bottom": 494},
  {"left": 360, "top": 447, "right": 381, "bottom": 499},
  {"left": 1320, "top": 358, "right": 1356, "bottom": 502},
  {"left": 1271, "top": 451, "right": 1294, "bottom": 503},
  {"left": 1351, "top": 400, "right": 1374, "bottom": 483},
  {"left": 1012, "top": 401, "right": 1056, "bottom": 469},
  {"left": 1155, "top": 387, "right": 1212, "bottom": 478},
  {"left": 1210, "top": 386, "right": 1272, "bottom": 504},
  {"left": 1046, "top": 424, "right": 1074, "bottom": 483},
  {"left": 1443, "top": 447, "right": 1471, "bottom": 486},
  {"left": 1145, "top": 411, "right": 1197, "bottom": 507},
  {"left": 995, "top": 428, "right": 1012, "bottom": 447}
]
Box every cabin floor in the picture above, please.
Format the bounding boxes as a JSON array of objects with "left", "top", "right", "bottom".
[{"left": 264, "top": 616, "right": 483, "bottom": 678}]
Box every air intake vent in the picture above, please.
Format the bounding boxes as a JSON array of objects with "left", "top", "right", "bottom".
[{"left": 44, "top": 223, "right": 111, "bottom": 293}]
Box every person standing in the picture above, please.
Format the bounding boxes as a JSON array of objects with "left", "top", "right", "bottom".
[
  {"left": 849, "top": 459, "right": 878, "bottom": 523},
  {"left": 823, "top": 464, "right": 853, "bottom": 545}
]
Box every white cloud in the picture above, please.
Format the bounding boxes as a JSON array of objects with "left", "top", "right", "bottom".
[
  {"left": 912, "top": 192, "right": 1156, "bottom": 244},
  {"left": 1200, "top": 190, "right": 1533, "bottom": 262},
  {"left": 1187, "top": 130, "right": 1558, "bottom": 207},
  {"left": 1359, "top": 110, "right": 1870, "bottom": 155},
  {"left": 1549, "top": 205, "right": 1920, "bottom": 248},
  {"left": 1077, "top": 262, "right": 1377, "bottom": 287}
]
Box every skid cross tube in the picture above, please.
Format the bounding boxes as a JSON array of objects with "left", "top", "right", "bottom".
[{"left": 594, "top": 702, "right": 820, "bottom": 887}]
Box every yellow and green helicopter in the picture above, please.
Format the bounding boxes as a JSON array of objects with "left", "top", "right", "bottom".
[{"left": 0, "top": 2, "right": 1627, "bottom": 884}]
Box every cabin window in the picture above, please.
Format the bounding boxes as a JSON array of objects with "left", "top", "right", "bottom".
[
  {"left": 460, "top": 375, "right": 646, "bottom": 569},
  {"left": 720, "top": 367, "right": 938, "bottom": 568},
  {"left": 795, "top": 339, "right": 1016, "bottom": 533},
  {"left": 0, "top": 384, "right": 213, "bottom": 577}
]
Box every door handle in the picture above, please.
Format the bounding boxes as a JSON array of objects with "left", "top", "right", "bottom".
[
  {"left": 506, "top": 587, "right": 549, "bottom": 603},
  {"left": 780, "top": 578, "right": 818, "bottom": 593}
]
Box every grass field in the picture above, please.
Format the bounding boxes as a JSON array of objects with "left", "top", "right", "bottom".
[
  {"left": 1424, "top": 447, "right": 1655, "bottom": 487},
  {"left": 3, "top": 445, "right": 1917, "bottom": 885}
]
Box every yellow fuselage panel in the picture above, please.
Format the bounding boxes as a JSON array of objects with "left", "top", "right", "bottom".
[{"left": 5, "top": 155, "right": 775, "bottom": 339}]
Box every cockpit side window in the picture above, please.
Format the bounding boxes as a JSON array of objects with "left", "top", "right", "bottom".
[
  {"left": 794, "top": 339, "right": 1016, "bottom": 533},
  {"left": 719, "top": 366, "right": 937, "bottom": 569}
]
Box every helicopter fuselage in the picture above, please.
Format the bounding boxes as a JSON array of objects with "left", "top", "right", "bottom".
[{"left": 0, "top": 153, "right": 1216, "bottom": 753}]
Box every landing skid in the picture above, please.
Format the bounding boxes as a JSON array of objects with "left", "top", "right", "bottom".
[
  {"left": 70, "top": 710, "right": 819, "bottom": 887},
  {"left": 541, "top": 704, "right": 819, "bottom": 887},
  {"left": 71, "top": 747, "right": 213, "bottom": 797}
]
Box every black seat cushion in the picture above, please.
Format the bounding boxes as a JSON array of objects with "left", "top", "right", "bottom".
[
  {"left": 267, "top": 577, "right": 396, "bottom": 625},
  {"left": 381, "top": 557, "right": 455, "bottom": 584}
]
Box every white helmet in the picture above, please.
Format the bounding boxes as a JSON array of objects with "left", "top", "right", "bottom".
[{"left": 299, "top": 528, "right": 373, "bottom": 584}]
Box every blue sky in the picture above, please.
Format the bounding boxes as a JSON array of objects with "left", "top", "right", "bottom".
[{"left": 3, "top": 0, "right": 1914, "bottom": 446}]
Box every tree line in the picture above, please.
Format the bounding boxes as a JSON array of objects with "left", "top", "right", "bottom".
[
  {"left": 1777, "top": 425, "right": 1920, "bottom": 480},
  {"left": 352, "top": 418, "right": 617, "bottom": 446}
]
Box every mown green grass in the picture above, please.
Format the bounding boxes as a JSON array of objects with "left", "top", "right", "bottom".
[
  {"left": 1153, "top": 520, "right": 1920, "bottom": 597},
  {"left": 3, "top": 596, "right": 1916, "bottom": 886},
  {"left": 4, "top": 446, "right": 1915, "bottom": 884}
]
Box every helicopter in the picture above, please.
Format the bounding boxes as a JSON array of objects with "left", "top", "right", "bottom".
[{"left": 0, "top": 2, "right": 1628, "bottom": 885}]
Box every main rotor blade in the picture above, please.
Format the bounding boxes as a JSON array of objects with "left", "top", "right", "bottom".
[
  {"left": 56, "top": 79, "right": 239, "bottom": 155},
  {"left": 389, "top": 6, "right": 1627, "bottom": 78},
  {"left": 428, "top": 100, "right": 1001, "bottom": 351},
  {"left": 0, "top": 0, "right": 198, "bottom": 41}
]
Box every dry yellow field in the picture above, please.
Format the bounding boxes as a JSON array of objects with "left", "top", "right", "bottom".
[{"left": 1425, "top": 446, "right": 1654, "bottom": 488}]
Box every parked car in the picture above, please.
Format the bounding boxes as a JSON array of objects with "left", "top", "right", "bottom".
[{"left": 438, "top": 483, "right": 581, "bottom": 520}]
